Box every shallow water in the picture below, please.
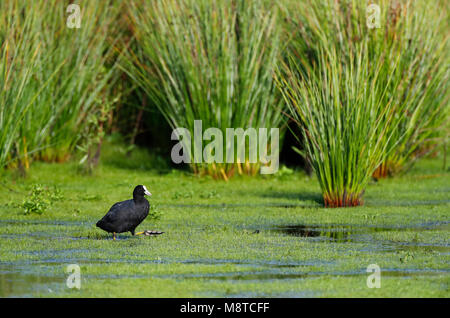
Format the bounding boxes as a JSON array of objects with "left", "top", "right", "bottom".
[
  {"left": 0, "top": 219, "right": 448, "bottom": 297},
  {"left": 267, "top": 222, "right": 450, "bottom": 247},
  {"left": 240, "top": 222, "right": 450, "bottom": 255},
  {"left": 1, "top": 261, "right": 447, "bottom": 297},
  {"left": 0, "top": 266, "right": 63, "bottom": 297}
]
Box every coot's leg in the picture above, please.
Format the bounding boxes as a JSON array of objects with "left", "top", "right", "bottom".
[
  {"left": 135, "top": 231, "right": 145, "bottom": 235},
  {"left": 113, "top": 232, "right": 116, "bottom": 240}
]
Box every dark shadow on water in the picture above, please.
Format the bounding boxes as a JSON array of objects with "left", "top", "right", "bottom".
[
  {"left": 271, "top": 221, "right": 449, "bottom": 238},
  {"left": 272, "top": 225, "right": 350, "bottom": 241},
  {"left": 265, "top": 222, "right": 450, "bottom": 252}
]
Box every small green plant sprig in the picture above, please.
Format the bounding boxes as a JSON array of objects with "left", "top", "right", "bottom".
[
  {"left": 21, "top": 184, "right": 63, "bottom": 215},
  {"left": 22, "top": 185, "right": 49, "bottom": 215},
  {"left": 148, "top": 204, "right": 163, "bottom": 221}
]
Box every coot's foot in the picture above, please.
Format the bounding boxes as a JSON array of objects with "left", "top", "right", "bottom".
[{"left": 135, "top": 230, "right": 164, "bottom": 236}]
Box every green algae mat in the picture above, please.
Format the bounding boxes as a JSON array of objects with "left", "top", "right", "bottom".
[{"left": 0, "top": 152, "right": 448, "bottom": 297}]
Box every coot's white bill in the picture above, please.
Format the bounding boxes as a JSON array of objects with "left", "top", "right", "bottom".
[{"left": 143, "top": 185, "right": 152, "bottom": 196}]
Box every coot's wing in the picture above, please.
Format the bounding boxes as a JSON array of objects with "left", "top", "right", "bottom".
[
  {"left": 97, "top": 199, "right": 134, "bottom": 232},
  {"left": 106, "top": 200, "right": 127, "bottom": 216}
]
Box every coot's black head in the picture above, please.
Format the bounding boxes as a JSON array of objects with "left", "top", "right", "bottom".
[{"left": 133, "top": 185, "right": 152, "bottom": 200}]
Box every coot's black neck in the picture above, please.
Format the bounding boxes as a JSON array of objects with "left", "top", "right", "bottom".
[{"left": 133, "top": 195, "right": 147, "bottom": 204}]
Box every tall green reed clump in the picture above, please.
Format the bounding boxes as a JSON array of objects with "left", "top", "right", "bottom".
[
  {"left": 0, "top": 0, "right": 120, "bottom": 170},
  {"left": 0, "top": 1, "right": 43, "bottom": 170},
  {"left": 278, "top": 45, "right": 405, "bottom": 207},
  {"left": 122, "top": 0, "right": 284, "bottom": 180},
  {"left": 281, "top": 0, "right": 449, "bottom": 178}
]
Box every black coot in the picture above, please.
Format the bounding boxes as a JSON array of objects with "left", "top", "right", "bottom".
[{"left": 96, "top": 185, "right": 154, "bottom": 240}]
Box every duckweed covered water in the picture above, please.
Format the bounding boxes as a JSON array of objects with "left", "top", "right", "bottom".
[{"left": 0, "top": 155, "right": 448, "bottom": 297}]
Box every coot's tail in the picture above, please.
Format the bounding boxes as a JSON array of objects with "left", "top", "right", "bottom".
[{"left": 96, "top": 219, "right": 104, "bottom": 229}]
